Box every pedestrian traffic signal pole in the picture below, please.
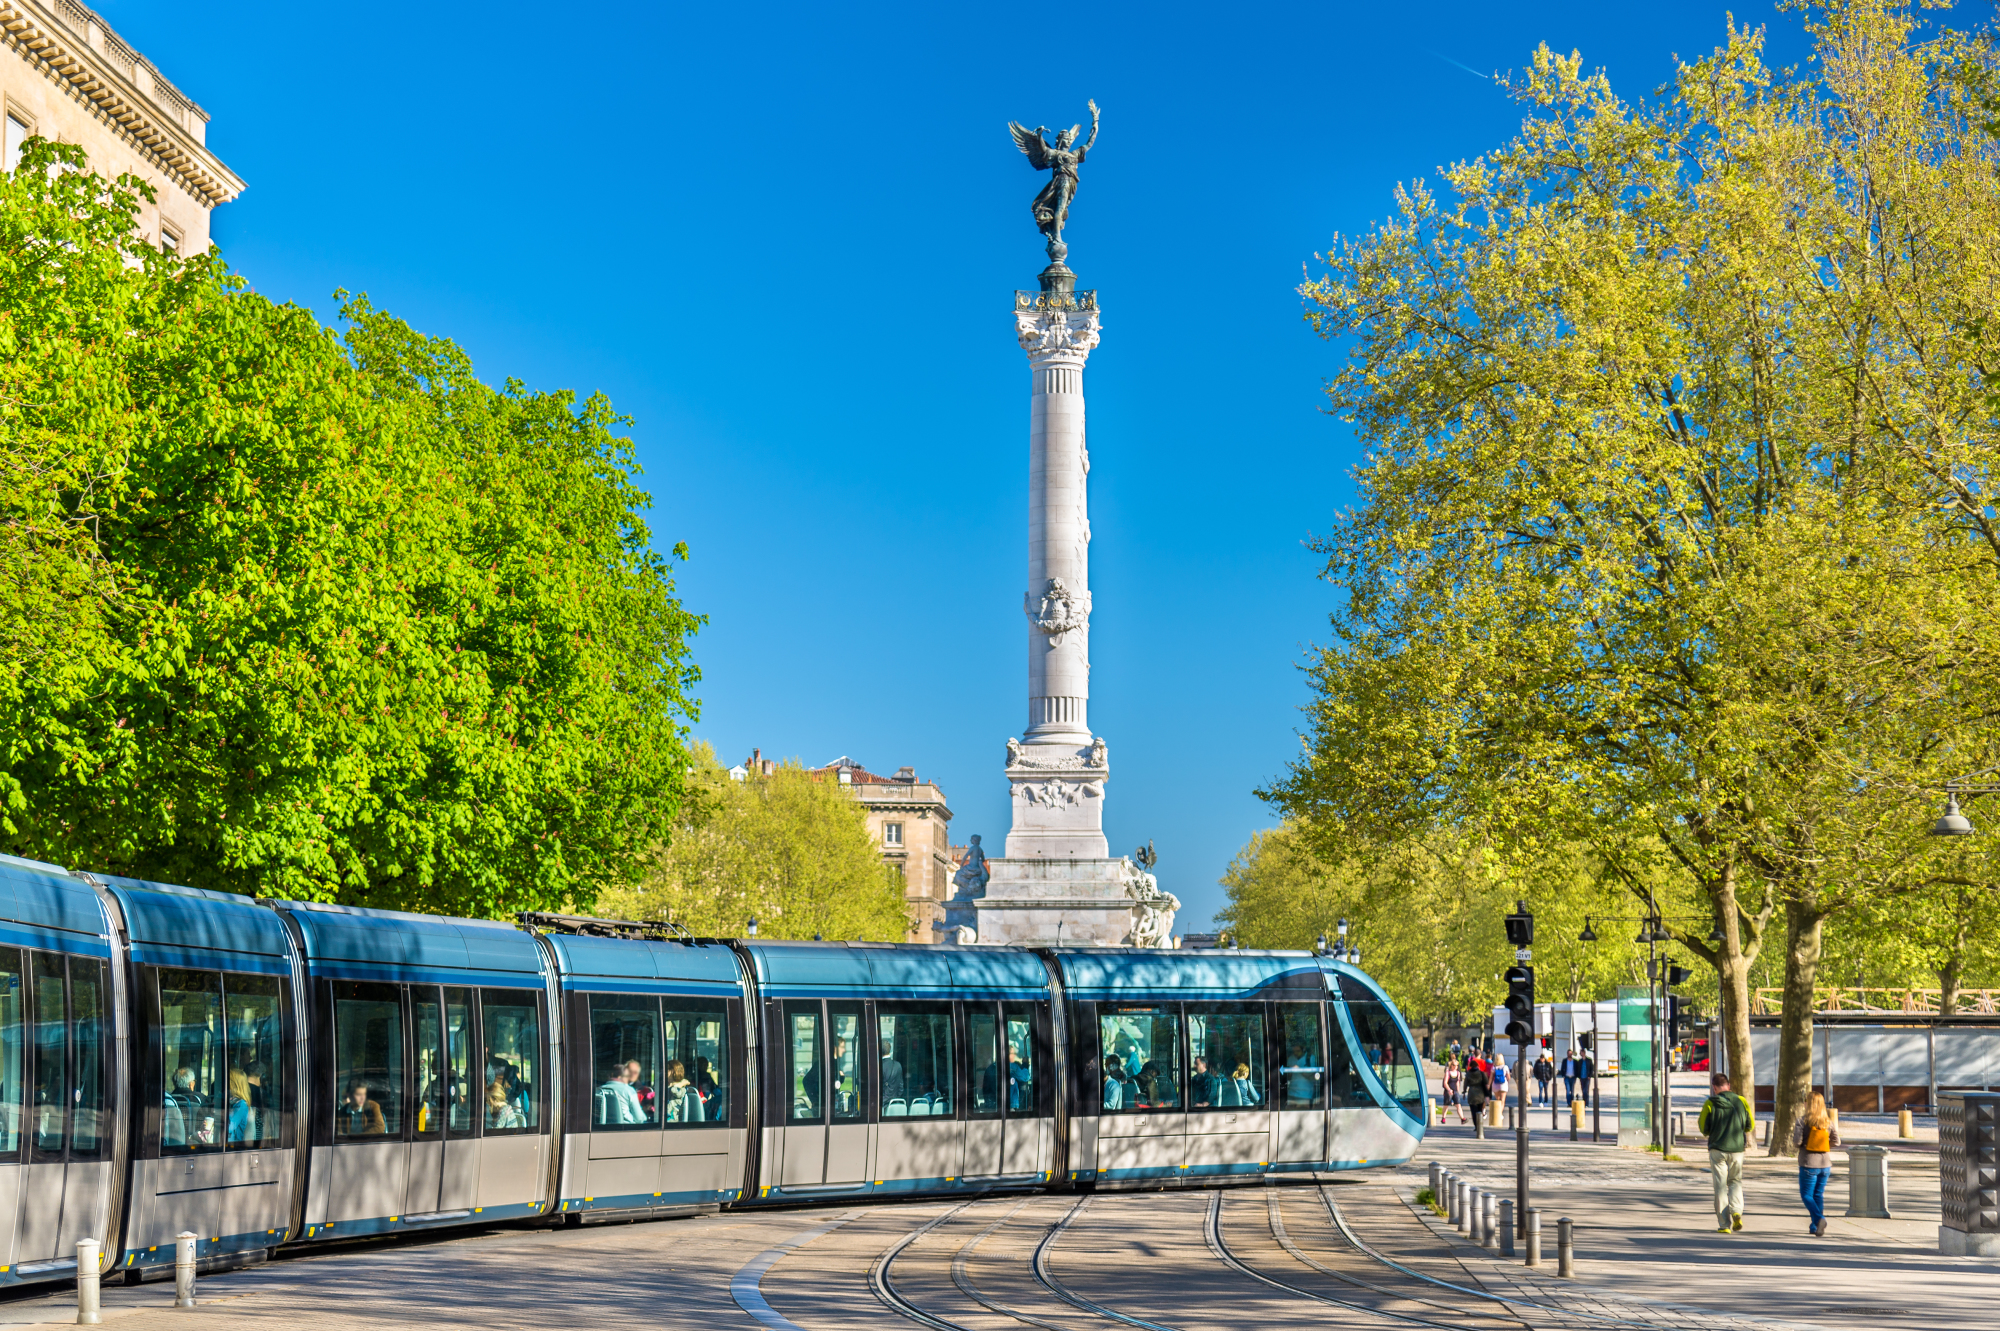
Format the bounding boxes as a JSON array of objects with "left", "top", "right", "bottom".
[{"left": 1504, "top": 901, "right": 1535, "bottom": 1236}]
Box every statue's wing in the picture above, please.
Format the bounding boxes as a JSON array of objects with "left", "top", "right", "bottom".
[{"left": 1008, "top": 121, "right": 1050, "bottom": 169}]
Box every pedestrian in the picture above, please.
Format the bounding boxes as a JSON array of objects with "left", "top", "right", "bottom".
[
  {"left": 1698, "top": 1071, "right": 1755, "bottom": 1233},
  {"left": 1792, "top": 1091, "right": 1842, "bottom": 1236},
  {"left": 1575, "top": 1046, "right": 1595, "bottom": 1106},
  {"left": 1450, "top": 1038, "right": 1462, "bottom": 1063},
  {"left": 1534, "top": 1052, "right": 1555, "bottom": 1106},
  {"left": 1559, "top": 1048, "right": 1579, "bottom": 1105},
  {"left": 1440, "top": 1055, "right": 1463, "bottom": 1124},
  {"left": 1464, "top": 1057, "right": 1491, "bottom": 1138},
  {"left": 1489, "top": 1054, "right": 1509, "bottom": 1122}
]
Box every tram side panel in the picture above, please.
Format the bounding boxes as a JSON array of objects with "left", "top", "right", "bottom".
[
  {"left": 0, "top": 860, "right": 124, "bottom": 1286},
  {"left": 101, "top": 878, "right": 301, "bottom": 1278},
  {"left": 549, "top": 933, "right": 746, "bottom": 1222},
  {"left": 282, "top": 905, "right": 556, "bottom": 1242}
]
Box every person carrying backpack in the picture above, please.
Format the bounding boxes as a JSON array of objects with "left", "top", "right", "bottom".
[{"left": 1698, "top": 1071, "right": 1756, "bottom": 1232}]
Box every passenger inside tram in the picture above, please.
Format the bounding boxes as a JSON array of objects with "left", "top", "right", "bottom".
[
  {"left": 1189, "top": 1055, "right": 1216, "bottom": 1108},
  {"left": 338, "top": 1080, "right": 387, "bottom": 1136},
  {"left": 595, "top": 1062, "right": 646, "bottom": 1126},
  {"left": 486, "top": 1079, "right": 525, "bottom": 1129},
  {"left": 1283, "top": 1041, "right": 1324, "bottom": 1108},
  {"left": 661, "top": 1060, "right": 704, "bottom": 1122},
  {"left": 1101, "top": 1054, "right": 1129, "bottom": 1109},
  {"left": 226, "top": 1069, "right": 253, "bottom": 1142}
]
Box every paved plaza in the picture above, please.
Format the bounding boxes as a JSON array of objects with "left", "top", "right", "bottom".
[{"left": 0, "top": 1076, "right": 1986, "bottom": 1331}]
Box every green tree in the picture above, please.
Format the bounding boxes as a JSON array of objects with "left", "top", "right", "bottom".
[
  {"left": 1269, "top": 2, "right": 2000, "bottom": 1149},
  {"left": 0, "top": 140, "right": 702, "bottom": 918},
  {"left": 1217, "top": 824, "right": 1644, "bottom": 1040},
  {"left": 599, "top": 744, "right": 911, "bottom": 941}
]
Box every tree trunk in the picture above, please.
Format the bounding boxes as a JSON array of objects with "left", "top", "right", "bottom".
[
  {"left": 1769, "top": 898, "right": 1825, "bottom": 1159},
  {"left": 1938, "top": 913, "right": 1967, "bottom": 1017},
  {"left": 1711, "top": 861, "right": 1755, "bottom": 1099}
]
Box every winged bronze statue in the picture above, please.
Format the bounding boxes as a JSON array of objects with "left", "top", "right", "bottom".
[{"left": 1007, "top": 100, "right": 1100, "bottom": 259}]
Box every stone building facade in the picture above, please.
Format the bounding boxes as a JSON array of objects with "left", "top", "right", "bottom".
[
  {"left": 2, "top": 2, "right": 243, "bottom": 251},
  {"left": 815, "top": 757, "right": 953, "bottom": 945}
]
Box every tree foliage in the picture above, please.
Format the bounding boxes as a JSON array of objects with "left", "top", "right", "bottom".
[
  {"left": 1217, "top": 825, "right": 1646, "bottom": 1036},
  {"left": 598, "top": 744, "right": 911, "bottom": 941},
  {"left": 0, "top": 141, "right": 702, "bottom": 917},
  {"left": 1267, "top": 2, "right": 2000, "bottom": 1146}
]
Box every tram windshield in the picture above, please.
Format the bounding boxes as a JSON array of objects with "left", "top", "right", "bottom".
[{"left": 1336, "top": 975, "right": 1424, "bottom": 1115}]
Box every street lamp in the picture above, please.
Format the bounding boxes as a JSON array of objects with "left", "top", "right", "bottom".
[
  {"left": 1578, "top": 918, "right": 1598, "bottom": 943},
  {"left": 746, "top": 917, "right": 758, "bottom": 938},
  {"left": 1930, "top": 791, "right": 1977, "bottom": 838},
  {"left": 1315, "top": 933, "right": 1328, "bottom": 955}
]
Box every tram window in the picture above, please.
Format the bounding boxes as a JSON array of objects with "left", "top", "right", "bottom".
[
  {"left": 969, "top": 1006, "right": 1000, "bottom": 1118},
  {"left": 412, "top": 989, "right": 444, "bottom": 1138},
  {"left": 589, "top": 994, "right": 659, "bottom": 1130},
  {"left": 1002, "top": 1004, "right": 1038, "bottom": 1115},
  {"left": 482, "top": 989, "right": 541, "bottom": 1132},
  {"left": 443, "top": 988, "right": 475, "bottom": 1137},
  {"left": 1099, "top": 1006, "right": 1181, "bottom": 1112},
  {"left": 332, "top": 981, "right": 404, "bottom": 1138},
  {"left": 785, "top": 1001, "right": 823, "bottom": 1122},
  {"left": 1324, "top": 1002, "right": 1368, "bottom": 1107},
  {"left": 829, "top": 1002, "right": 865, "bottom": 1123},
  {"left": 1277, "top": 1004, "right": 1326, "bottom": 1111},
  {"left": 69, "top": 960, "right": 106, "bottom": 1160},
  {"left": 158, "top": 968, "right": 223, "bottom": 1154},
  {"left": 29, "top": 952, "right": 67, "bottom": 1160},
  {"left": 0, "top": 949, "right": 19, "bottom": 1159},
  {"left": 1187, "top": 1005, "right": 1264, "bottom": 1111},
  {"left": 222, "top": 974, "right": 283, "bottom": 1150},
  {"left": 662, "top": 999, "right": 728, "bottom": 1127},
  {"left": 1342, "top": 995, "right": 1424, "bottom": 1113},
  {"left": 877, "top": 1004, "right": 953, "bottom": 1117}
]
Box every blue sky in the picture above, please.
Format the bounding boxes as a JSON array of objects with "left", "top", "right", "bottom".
[{"left": 117, "top": 1, "right": 1803, "bottom": 930}]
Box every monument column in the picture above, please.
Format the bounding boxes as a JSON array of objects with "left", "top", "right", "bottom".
[{"left": 939, "top": 102, "right": 1179, "bottom": 949}]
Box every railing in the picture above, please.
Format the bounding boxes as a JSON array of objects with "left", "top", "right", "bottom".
[
  {"left": 1751, "top": 986, "right": 2000, "bottom": 1016},
  {"left": 1015, "top": 289, "right": 1098, "bottom": 312},
  {"left": 44, "top": 0, "right": 207, "bottom": 127}
]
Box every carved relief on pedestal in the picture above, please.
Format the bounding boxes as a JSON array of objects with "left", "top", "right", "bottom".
[{"left": 1013, "top": 777, "right": 1105, "bottom": 809}]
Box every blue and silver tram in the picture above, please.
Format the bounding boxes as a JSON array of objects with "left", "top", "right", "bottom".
[{"left": 0, "top": 853, "right": 1424, "bottom": 1289}]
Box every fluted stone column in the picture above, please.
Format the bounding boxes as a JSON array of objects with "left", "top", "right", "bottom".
[{"left": 1004, "top": 288, "right": 1108, "bottom": 861}]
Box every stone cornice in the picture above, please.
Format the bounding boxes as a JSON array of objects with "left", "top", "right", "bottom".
[{"left": 2, "top": 0, "right": 244, "bottom": 209}]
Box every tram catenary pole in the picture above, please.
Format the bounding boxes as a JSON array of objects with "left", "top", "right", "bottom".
[{"left": 1503, "top": 903, "right": 1536, "bottom": 1236}]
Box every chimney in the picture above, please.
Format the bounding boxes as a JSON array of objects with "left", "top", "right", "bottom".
[{"left": 895, "top": 766, "right": 916, "bottom": 783}]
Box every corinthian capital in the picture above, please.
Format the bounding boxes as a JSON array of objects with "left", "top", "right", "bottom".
[{"left": 1015, "top": 307, "right": 1102, "bottom": 362}]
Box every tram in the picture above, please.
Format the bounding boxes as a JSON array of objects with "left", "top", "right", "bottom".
[{"left": 0, "top": 852, "right": 1425, "bottom": 1289}]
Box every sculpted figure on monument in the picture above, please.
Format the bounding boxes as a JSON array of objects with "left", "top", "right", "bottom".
[
  {"left": 1120, "top": 853, "right": 1180, "bottom": 949},
  {"left": 951, "top": 834, "right": 990, "bottom": 896},
  {"left": 1007, "top": 100, "right": 1100, "bottom": 257},
  {"left": 1029, "top": 577, "right": 1088, "bottom": 647}
]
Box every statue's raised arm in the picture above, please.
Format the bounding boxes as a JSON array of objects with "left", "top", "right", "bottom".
[{"left": 1076, "top": 99, "right": 1101, "bottom": 162}]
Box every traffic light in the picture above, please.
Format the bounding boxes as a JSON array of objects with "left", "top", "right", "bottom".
[
  {"left": 1666, "top": 964, "right": 1691, "bottom": 988},
  {"left": 1503, "top": 963, "right": 1535, "bottom": 1044},
  {"left": 1504, "top": 900, "right": 1534, "bottom": 947},
  {"left": 1666, "top": 994, "right": 1685, "bottom": 1048}
]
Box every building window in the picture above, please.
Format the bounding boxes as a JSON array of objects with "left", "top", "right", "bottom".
[
  {"left": 5, "top": 114, "right": 28, "bottom": 173},
  {"left": 883, "top": 823, "right": 903, "bottom": 847},
  {"left": 160, "top": 225, "right": 181, "bottom": 255}
]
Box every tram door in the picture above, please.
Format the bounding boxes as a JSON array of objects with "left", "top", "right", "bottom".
[
  {"left": 11, "top": 953, "right": 112, "bottom": 1272},
  {"left": 1273, "top": 1003, "right": 1329, "bottom": 1163},
  {"left": 776, "top": 1000, "right": 868, "bottom": 1189},
  {"left": 963, "top": 1003, "right": 1043, "bottom": 1178},
  {"left": 405, "top": 988, "right": 480, "bottom": 1216}
]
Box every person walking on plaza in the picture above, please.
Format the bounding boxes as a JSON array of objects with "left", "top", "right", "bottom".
[
  {"left": 1534, "top": 1051, "right": 1555, "bottom": 1106},
  {"left": 1440, "top": 1055, "right": 1464, "bottom": 1124},
  {"left": 1698, "top": 1071, "right": 1755, "bottom": 1232},
  {"left": 1464, "top": 1056, "right": 1491, "bottom": 1138},
  {"left": 1559, "top": 1048, "right": 1579, "bottom": 1105},
  {"left": 1792, "top": 1091, "right": 1842, "bottom": 1236},
  {"left": 1489, "top": 1053, "right": 1509, "bottom": 1124}
]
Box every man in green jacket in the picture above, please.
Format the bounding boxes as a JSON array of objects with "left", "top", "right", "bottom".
[{"left": 1698, "top": 1071, "right": 1755, "bottom": 1232}]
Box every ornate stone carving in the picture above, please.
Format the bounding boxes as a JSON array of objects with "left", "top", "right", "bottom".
[
  {"left": 951, "top": 834, "right": 990, "bottom": 896},
  {"left": 1090, "top": 737, "right": 1107, "bottom": 768},
  {"left": 1006, "top": 100, "right": 1100, "bottom": 262},
  {"left": 1015, "top": 307, "right": 1102, "bottom": 360},
  {"left": 1120, "top": 854, "right": 1180, "bottom": 949},
  {"left": 1015, "top": 778, "right": 1105, "bottom": 808},
  {"left": 1027, "top": 577, "right": 1090, "bottom": 646}
]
